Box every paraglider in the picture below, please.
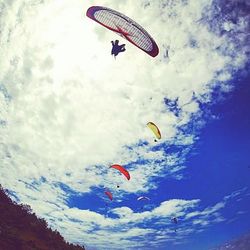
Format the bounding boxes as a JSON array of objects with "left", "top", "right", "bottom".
[
  {"left": 147, "top": 122, "right": 161, "bottom": 142},
  {"left": 171, "top": 217, "right": 178, "bottom": 232},
  {"left": 111, "top": 40, "right": 126, "bottom": 58},
  {"left": 137, "top": 196, "right": 150, "bottom": 210},
  {"left": 110, "top": 164, "right": 130, "bottom": 180},
  {"left": 172, "top": 217, "right": 178, "bottom": 224},
  {"left": 86, "top": 6, "right": 159, "bottom": 57},
  {"left": 137, "top": 196, "right": 150, "bottom": 201},
  {"left": 104, "top": 191, "right": 113, "bottom": 201}
]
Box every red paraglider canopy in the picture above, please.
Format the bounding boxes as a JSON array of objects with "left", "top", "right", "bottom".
[
  {"left": 105, "top": 191, "right": 113, "bottom": 201},
  {"left": 110, "top": 164, "right": 130, "bottom": 180}
]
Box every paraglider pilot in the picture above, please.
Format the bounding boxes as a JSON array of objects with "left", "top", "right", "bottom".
[{"left": 111, "top": 40, "right": 126, "bottom": 57}]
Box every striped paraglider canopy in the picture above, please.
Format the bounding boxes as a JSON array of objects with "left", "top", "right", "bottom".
[{"left": 86, "top": 6, "right": 159, "bottom": 57}]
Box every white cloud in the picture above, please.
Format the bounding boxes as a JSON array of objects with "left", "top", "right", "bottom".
[{"left": 36, "top": 192, "right": 243, "bottom": 249}]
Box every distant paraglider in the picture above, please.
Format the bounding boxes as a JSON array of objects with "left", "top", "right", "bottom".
[
  {"left": 172, "top": 217, "right": 178, "bottom": 224},
  {"left": 86, "top": 6, "right": 159, "bottom": 57},
  {"left": 147, "top": 122, "right": 161, "bottom": 142},
  {"left": 137, "top": 196, "right": 150, "bottom": 210},
  {"left": 171, "top": 217, "right": 178, "bottom": 232},
  {"left": 137, "top": 196, "right": 150, "bottom": 201},
  {"left": 104, "top": 190, "right": 113, "bottom": 201},
  {"left": 110, "top": 164, "right": 130, "bottom": 180}
]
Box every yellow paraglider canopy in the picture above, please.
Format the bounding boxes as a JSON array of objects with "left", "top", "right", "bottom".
[{"left": 147, "top": 122, "right": 161, "bottom": 140}]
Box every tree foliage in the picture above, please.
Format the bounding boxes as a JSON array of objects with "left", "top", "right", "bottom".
[{"left": 0, "top": 185, "right": 85, "bottom": 250}]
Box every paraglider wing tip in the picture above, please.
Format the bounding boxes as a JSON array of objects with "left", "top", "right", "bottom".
[
  {"left": 86, "top": 6, "right": 100, "bottom": 18},
  {"left": 86, "top": 6, "right": 93, "bottom": 18},
  {"left": 151, "top": 46, "right": 159, "bottom": 57}
]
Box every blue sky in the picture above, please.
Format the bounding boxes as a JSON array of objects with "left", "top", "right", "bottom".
[
  {"left": 158, "top": 72, "right": 250, "bottom": 249},
  {"left": 67, "top": 70, "right": 250, "bottom": 250},
  {"left": 0, "top": 0, "right": 249, "bottom": 249}
]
